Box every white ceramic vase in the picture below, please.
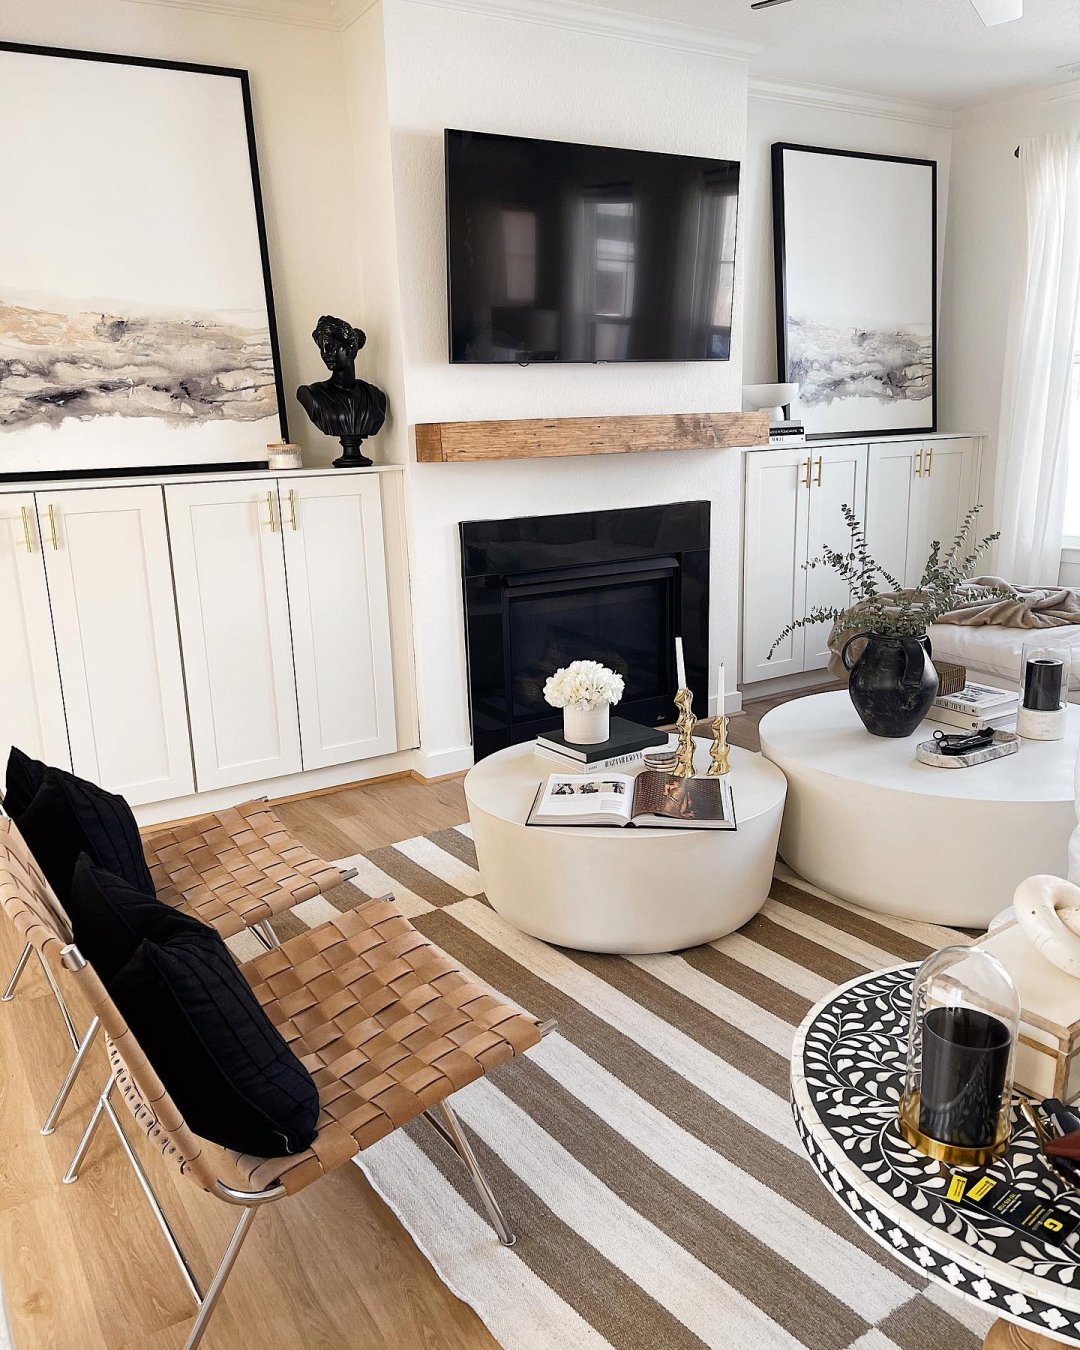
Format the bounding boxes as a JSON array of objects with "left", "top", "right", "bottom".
[{"left": 563, "top": 703, "right": 609, "bottom": 746}]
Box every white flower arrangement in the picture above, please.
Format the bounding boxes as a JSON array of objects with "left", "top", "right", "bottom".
[{"left": 543, "top": 660, "right": 625, "bottom": 711}]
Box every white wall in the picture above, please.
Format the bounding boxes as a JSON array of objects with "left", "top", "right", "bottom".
[
  {"left": 939, "top": 87, "right": 1080, "bottom": 532},
  {"left": 742, "top": 89, "right": 954, "bottom": 391},
  {"left": 2, "top": 0, "right": 364, "bottom": 465},
  {"left": 375, "top": 0, "right": 752, "bottom": 771}
]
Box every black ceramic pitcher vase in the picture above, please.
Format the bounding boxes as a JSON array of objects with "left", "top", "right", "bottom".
[{"left": 840, "top": 632, "right": 939, "bottom": 738}]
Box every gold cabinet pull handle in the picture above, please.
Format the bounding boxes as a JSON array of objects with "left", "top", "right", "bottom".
[
  {"left": 266, "top": 490, "right": 278, "bottom": 533},
  {"left": 802, "top": 455, "right": 812, "bottom": 489},
  {"left": 915, "top": 448, "right": 924, "bottom": 479},
  {"left": 288, "top": 489, "right": 298, "bottom": 531},
  {"left": 20, "top": 505, "right": 33, "bottom": 553},
  {"left": 925, "top": 446, "right": 934, "bottom": 477},
  {"left": 815, "top": 456, "right": 823, "bottom": 487},
  {"left": 47, "top": 504, "right": 59, "bottom": 550}
]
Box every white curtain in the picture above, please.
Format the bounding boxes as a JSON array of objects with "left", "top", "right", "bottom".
[{"left": 994, "top": 133, "right": 1080, "bottom": 584}]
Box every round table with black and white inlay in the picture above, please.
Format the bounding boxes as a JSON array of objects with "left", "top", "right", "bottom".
[{"left": 791, "top": 965, "right": 1080, "bottom": 1349}]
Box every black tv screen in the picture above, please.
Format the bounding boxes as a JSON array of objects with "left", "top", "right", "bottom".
[{"left": 445, "top": 129, "right": 740, "bottom": 364}]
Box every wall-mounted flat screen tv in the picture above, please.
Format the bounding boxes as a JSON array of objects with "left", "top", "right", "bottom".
[{"left": 445, "top": 129, "right": 740, "bottom": 364}]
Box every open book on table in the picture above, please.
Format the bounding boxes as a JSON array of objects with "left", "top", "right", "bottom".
[{"left": 526, "top": 771, "right": 736, "bottom": 830}]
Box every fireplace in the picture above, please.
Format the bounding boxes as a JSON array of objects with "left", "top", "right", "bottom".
[{"left": 460, "top": 501, "right": 709, "bottom": 759}]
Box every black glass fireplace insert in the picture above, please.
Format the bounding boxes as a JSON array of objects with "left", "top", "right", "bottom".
[{"left": 460, "top": 501, "right": 709, "bottom": 760}]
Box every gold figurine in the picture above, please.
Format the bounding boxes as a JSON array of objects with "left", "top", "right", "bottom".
[
  {"left": 672, "top": 687, "right": 697, "bottom": 778},
  {"left": 708, "top": 714, "right": 731, "bottom": 777}
]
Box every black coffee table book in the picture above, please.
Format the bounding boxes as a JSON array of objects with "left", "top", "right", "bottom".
[{"left": 536, "top": 717, "right": 668, "bottom": 763}]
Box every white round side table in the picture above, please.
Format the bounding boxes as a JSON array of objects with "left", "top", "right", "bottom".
[
  {"left": 759, "top": 690, "right": 1079, "bottom": 928},
  {"left": 463, "top": 738, "right": 787, "bottom": 954}
]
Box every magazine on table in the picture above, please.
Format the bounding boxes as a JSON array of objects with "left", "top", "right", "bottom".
[{"left": 526, "top": 771, "right": 737, "bottom": 830}]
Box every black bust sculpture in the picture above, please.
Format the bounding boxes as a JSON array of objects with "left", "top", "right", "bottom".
[{"left": 297, "top": 316, "right": 388, "bottom": 467}]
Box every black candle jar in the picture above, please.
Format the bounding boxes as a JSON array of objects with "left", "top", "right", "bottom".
[
  {"left": 1018, "top": 642, "right": 1072, "bottom": 741},
  {"left": 899, "top": 945, "right": 1019, "bottom": 1166},
  {"left": 918, "top": 1006, "right": 1011, "bottom": 1148}
]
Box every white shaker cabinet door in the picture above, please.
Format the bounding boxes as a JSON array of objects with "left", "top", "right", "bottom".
[
  {"left": 38, "top": 486, "right": 193, "bottom": 805},
  {"left": 802, "top": 444, "right": 868, "bottom": 672},
  {"left": 166, "top": 479, "right": 301, "bottom": 791},
  {"left": 742, "top": 447, "right": 812, "bottom": 682},
  {"left": 280, "top": 475, "right": 397, "bottom": 769},
  {"left": 865, "top": 441, "right": 923, "bottom": 589},
  {"left": 916, "top": 438, "right": 978, "bottom": 567},
  {"left": 0, "top": 493, "right": 70, "bottom": 772}
]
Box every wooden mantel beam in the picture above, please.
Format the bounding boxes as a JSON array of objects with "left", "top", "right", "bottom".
[{"left": 413, "top": 411, "right": 770, "bottom": 463}]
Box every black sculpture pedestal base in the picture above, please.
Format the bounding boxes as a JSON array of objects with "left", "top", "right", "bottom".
[{"left": 333, "top": 436, "right": 373, "bottom": 469}]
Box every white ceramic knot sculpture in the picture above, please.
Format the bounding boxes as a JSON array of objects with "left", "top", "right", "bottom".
[{"left": 1014, "top": 875, "right": 1080, "bottom": 979}]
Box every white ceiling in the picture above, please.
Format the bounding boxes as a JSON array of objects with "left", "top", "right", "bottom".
[
  {"left": 581, "top": 0, "right": 1080, "bottom": 107},
  {"left": 160, "top": 0, "right": 1080, "bottom": 107}
]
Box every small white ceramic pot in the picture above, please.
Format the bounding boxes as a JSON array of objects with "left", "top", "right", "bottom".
[{"left": 563, "top": 703, "right": 609, "bottom": 745}]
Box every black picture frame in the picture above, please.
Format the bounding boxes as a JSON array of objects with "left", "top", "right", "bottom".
[
  {"left": 772, "top": 142, "right": 937, "bottom": 441},
  {"left": 0, "top": 41, "right": 287, "bottom": 480}
]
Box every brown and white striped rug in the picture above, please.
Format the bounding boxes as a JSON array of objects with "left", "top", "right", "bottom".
[{"left": 232, "top": 826, "right": 993, "bottom": 1350}]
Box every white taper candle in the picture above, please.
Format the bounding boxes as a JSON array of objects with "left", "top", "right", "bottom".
[
  {"left": 717, "top": 661, "right": 725, "bottom": 714},
  {"left": 675, "top": 636, "right": 686, "bottom": 690}
]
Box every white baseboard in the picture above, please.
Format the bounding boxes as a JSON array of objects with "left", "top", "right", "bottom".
[
  {"left": 739, "top": 669, "right": 839, "bottom": 701},
  {"left": 134, "top": 749, "right": 420, "bottom": 827},
  {"left": 410, "top": 744, "right": 475, "bottom": 780}
]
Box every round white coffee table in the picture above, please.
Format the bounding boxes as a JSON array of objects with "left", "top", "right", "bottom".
[
  {"left": 464, "top": 739, "right": 787, "bottom": 953},
  {"left": 760, "top": 690, "right": 1079, "bottom": 928}
]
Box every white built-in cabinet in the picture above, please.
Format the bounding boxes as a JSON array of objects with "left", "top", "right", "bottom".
[
  {"left": 282, "top": 476, "right": 396, "bottom": 770},
  {"left": 39, "top": 486, "right": 195, "bottom": 805},
  {"left": 166, "top": 474, "right": 396, "bottom": 790},
  {"left": 0, "top": 468, "right": 400, "bottom": 808},
  {"left": 742, "top": 435, "right": 982, "bottom": 683},
  {"left": 0, "top": 493, "right": 70, "bottom": 774}
]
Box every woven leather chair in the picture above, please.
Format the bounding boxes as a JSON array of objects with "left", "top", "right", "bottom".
[
  {"left": 0, "top": 817, "right": 551, "bottom": 1350},
  {"left": 1, "top": 797, "right": 354, "bottom": 1136},
  {"left": 142, "top": 799, "right": 355, "bottom": 946}
]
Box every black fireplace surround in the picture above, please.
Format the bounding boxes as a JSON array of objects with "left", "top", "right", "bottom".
[{"left": 460, "top": 501, "right": 710, "bottom": 760}]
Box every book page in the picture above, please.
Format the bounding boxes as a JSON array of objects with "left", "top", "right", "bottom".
[
  {"left": 535, "top": 774, "right": 634, "bottom": 819},
  {"left": 631, "top": 772, "right": 730, "bottom": 824}
]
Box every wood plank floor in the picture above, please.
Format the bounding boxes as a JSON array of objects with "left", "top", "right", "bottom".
[{"left": 0, "top": 683, "right": 836, "bottom": 1349}]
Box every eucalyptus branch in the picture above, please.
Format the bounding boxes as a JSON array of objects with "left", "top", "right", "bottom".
[{"left": 767, "top": 502, "right": 1002, "bottom": 658}]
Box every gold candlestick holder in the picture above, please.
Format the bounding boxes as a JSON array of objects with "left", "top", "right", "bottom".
[
  {"left": 708, "top": 715, "right": 731, "bottom": 777},
  {"left": 672, "top": 687, "right": 697, "bottom": 778}
]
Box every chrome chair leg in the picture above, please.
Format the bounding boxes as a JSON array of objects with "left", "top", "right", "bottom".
[
  {"left": 63, "top": 1074, "right": 114, "bottom": 1184},
  {"left": 1, "top": 942, "right": 31, "bottom": 1001},
  {"left": 425, "top": 1099, "right": 516, "bottom": 1247},
  {"left": 102, "top": 1096, "right": 202, "bottom": 1306},
  {"left": 184, "top": 1207, "right": 260, "bottom": 1350},
  {"left": 37, "top": 949, "right": 79, "bottom": 1048},
  {"left": 41, "top": 1015, "right": 101, "bottom": 1135},
  {"left": 255, "top": 919, "right": 281, "bottom": 949}
]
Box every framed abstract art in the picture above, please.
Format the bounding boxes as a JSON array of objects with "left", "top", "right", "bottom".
[
  {"left": 772, "top": 143, "right": 937, "bottom": 439},
  {"left": 0, "top": 42, "right": 287, "bottom": 478}
]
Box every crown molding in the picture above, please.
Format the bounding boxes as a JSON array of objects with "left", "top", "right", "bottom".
[
  {"left": 117, "top": 0, "right": 352, "bottom": 29},
  {"left": 954, "top": 75, "right": 1080, "bottom": 126},
  {"left": 749, "top": 77, "right": 956, "bottom": 129},
  {"left": 333, "top": 0, "right": 380, "bottom": 26},
  {"left": 398, "top": 0, "right": 762, "bottom": 62}
]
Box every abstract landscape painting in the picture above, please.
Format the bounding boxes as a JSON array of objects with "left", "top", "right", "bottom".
[
  {"left": 772, "top": 145, "right": 936, "bottom": 437},
  {"left": 0, "top": 44, "right": 285, "bottom": 475}
]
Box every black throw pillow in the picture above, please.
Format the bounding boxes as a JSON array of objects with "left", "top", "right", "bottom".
[
  {"left": 67, "top": 854, "right": 205, "bottom": 982},
  {"left": 112, "top": 926, "right": 320, "bottom": 1157},
  {"left": 4, "top": 746, "right": 47, "bottom": 822},
  {"left": 17, "top": 767, "right": 155, "bottom": 904}
]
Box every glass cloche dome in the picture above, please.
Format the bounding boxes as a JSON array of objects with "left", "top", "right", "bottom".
[{"left": 899, "top": 945, "right": 1021, "bottom": 1167}]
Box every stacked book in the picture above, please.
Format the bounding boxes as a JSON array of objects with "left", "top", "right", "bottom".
[
  {"left": 927, "top": 681, "right": 1019, "bottom": 731},
  {"left": 768, "top": 419, "right": 806, "bottom": 445},
  {"left": 534, "top": 717, "right": 670, "bottom": 773}
]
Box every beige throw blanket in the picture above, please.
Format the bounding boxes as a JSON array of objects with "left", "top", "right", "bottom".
[{"left": 825, "top": 578, "right": 1080, "bottom": 680}]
